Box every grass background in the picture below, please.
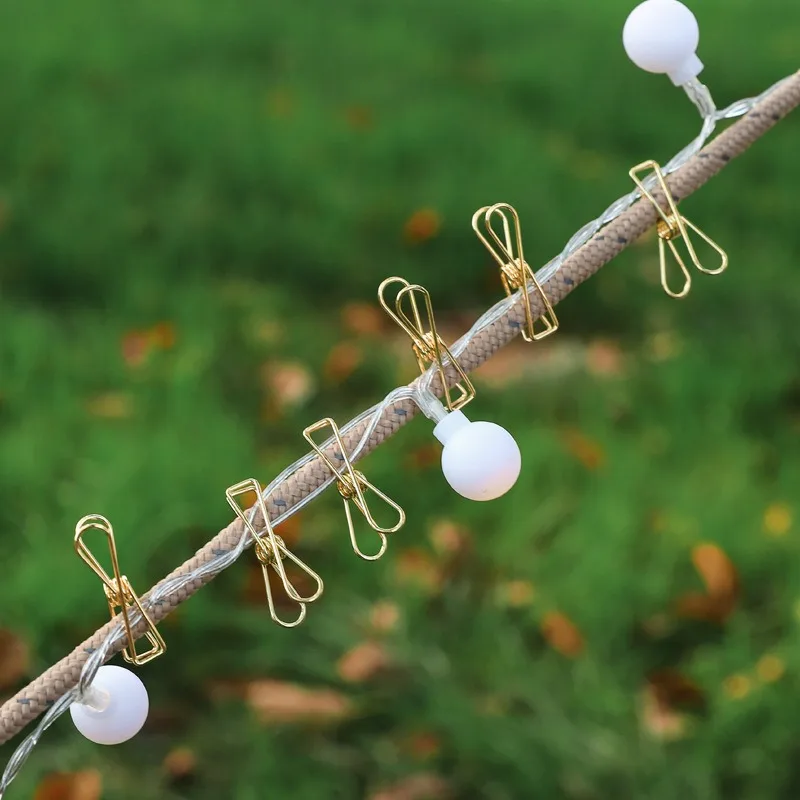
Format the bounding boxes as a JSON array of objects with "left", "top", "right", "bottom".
[{"left": 0, "top": 0, "right": 799, "bottom": 797}]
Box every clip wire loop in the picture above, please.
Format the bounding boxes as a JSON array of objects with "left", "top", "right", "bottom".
[
  {"left": 378, "top": 277, "right": 475, "bottom": 412},
  {"left": 226, "top": 479, "right": 323, "bottom": 628},
  {"left": 303, "top": 417, "right": 405, "bottom": 560},
  {"left": 74, "top": 515, "right": 166, "bottom": 666},
  {"left": 630, "top": 159, "right": 728, "bottom": 298},
  {"left": 472, "top": 203, "right": 558, "bottom": 341}
]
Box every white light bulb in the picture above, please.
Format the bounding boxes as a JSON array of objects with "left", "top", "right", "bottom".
[
  {"left": 433, "top": 410, "right": 521, "bottom": 501},
  {"left": 623, "top": 0, "right": 703, "bottom": 86},
  {"left": 70, "top": 665, "right": 149, "bottom": 745}
]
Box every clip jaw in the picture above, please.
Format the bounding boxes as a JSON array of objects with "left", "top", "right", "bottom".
[
  {"left": 630, "top": 159, "right": 728, "bottom": 299},
  {"left": 303, "top": 418, "right": 405, "bottom": 561},
  {"left": 74, "top": 515, "right": 166, "bottom": 666},
  {"left": 378, "top": 277, "right": 475, "bottom": 412},
  {"left": 226, "top": 480, "right": 323, "bottom": 628},
  {"left": 472, "top": 203, "right": 558, "bottom": 342}
]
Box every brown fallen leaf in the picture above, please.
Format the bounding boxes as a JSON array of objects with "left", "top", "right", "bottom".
[
  {"left": 163, "top": 746, "right": 197, "bottom": 781},
  {"left": 405, "top": 443, "right": 441, "bottom": 471},
  {"left": 428, "top": 519, "right": 470, "bottom": 556},
  {"left": 540, "top": 611, "right": 584, "bottom": 657},
  {"left": 324, "top": 341, "right": 363, "bottom": 383},
  {"left": 404, "top": 731, "right": 442, "bottom": 761},
  {"left": 121, "top": 330, "right": 150, "bottom": 368},
  {"left": 262, "top": 360, "right": 315, "bottom": 411},
  {"left": 370, "top": 773, "right": 451, "bottom": 800},
  {"left": 341, "top": 302, "right": 386, "bottom": 337},
  {"left": 676, "top": 542, "right": 739, "bottom": 623},
  {"left": 639, "top": 684, "right": 689, "bottom": 741},
  {"left": 344, "top": 105, "right": 374, "bottom": 131},
  {"left": 495, "top": 580, "right": 536, "bottom": 608},
  {"left": 245, "top": 679, "right": 352, "bottom": 724},
  {"left": 0, "top": 629, "right": 29, "bottom": 690},
  {"left": 369, "top": 600, "right": 401, "bottom": 633},
  {"left": 267, "top": 88, "right": 294, "bottom": 118},
  {"left": 403, "top": 209, "right": 441, "bottom": 245},
  {"left": 337, "top": 640, "right": 391, "bottom": 683},
  {"left": 586, "top": 339, "right": 625, "bottom": 377},
  {"left": 34, "top": 771, "right": 102, "bottom": 800},
  {"left": 149, "top": 321, "right": 176, "bottom": 350},
  {"left": 561, "top": 428, "right": 606, "bottom": 471},
  {"left": 394, "top": 549, "right": 442, "bottom": 594}
]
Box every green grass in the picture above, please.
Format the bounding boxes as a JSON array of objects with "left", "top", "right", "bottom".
[{"left": 1, "top": 0, "right": 799, "bottom": 798}]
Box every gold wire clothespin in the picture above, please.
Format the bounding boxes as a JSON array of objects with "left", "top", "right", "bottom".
[
  {"left": 303, "top": 418, "right": 405, "bottom": 561},
  {"left": 630, "top": 159, "right": 728, "bottom": 299},
  {"left": 472, "top": 203, "right": 558, "bottom": 342},
  {"left": 226, "top": 479, "right": 323, "bottom": 628},
  {"left": 378, "top": 277, "right": 475, "bottom": 412},
  {"left": 74, "top": 515, "right": 166, "bottom": 665}
]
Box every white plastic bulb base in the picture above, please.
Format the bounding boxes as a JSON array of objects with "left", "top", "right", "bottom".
[
  {"left": 623, "top": 0, "right": 703, "bottom": 86},
  {"left": 433, "top": 410, "right": 521, "bottom": 501},
  {"left": 70, "top": 665, "right": 149, "bottom": 745}
]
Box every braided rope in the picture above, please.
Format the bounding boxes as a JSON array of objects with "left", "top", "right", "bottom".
[{"left": 2, "top": 68, "right": 798, "bottom": 750}]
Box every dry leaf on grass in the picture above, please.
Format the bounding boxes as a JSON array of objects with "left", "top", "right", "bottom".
[
  {"left": 34, "top": 771, "right": 102, "bottom": 800},
  {"left": 370, "top": 773, "right": 451, "bottom": 800},
  {"left": 324, "top": 341, "right": 363, "bottom": 383},
  {"left": 341, "top": 302, "right": 386, "bottom": 337},
  {"left": 428, "top": 519, "right": 470, "bottom": 556},
  {"left": 245, "top": 679, "right": 353, "bottom": 724},
  {"left": 369, "top": 600, "right": 401, "bottom": 633},
  {"left": 394, "top": 549, "right": 442, "bottom": 594},
  {"left": 403, "top": 209, "right": 441, "bottom": 244},
  {"left": 676, "top": 542, "right": 739, "bottom": 623},
  {"left": 163, "top": 746, "right": 197, "bottom": 780},
  {"left": 495, "top": 580, "right": 536, "bottom": 608},
  {"left": 540, "top": 611, "right": 584, "bottom": 657},
  {"left": 262, "top": 360, "right": 315, "bottom": 411},
  {"left": 337, "top": 641, "right": 391, "bottom": 683},
  {"left": 561, "top": 428, "right": 606, "bottom": 471},
  {"left": 585, "top": 339, "right": 625, "bottom": 376},
  {"left": 404, "top": 731, "right": 442, "bottom": 761},
  {"left": 0, "top": 629, "right": 29, "bottom": 690}
]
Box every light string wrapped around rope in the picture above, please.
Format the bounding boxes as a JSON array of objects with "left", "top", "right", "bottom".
[{"left": 1, "top": 68, "right": 798, "bottom": 798}]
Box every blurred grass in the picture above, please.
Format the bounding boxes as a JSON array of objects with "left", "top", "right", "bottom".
[{"left": 0, "top": 0, "right": 799, "bottom": 798}]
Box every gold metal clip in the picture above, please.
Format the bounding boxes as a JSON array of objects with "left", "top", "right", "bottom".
[
  {"left": 472, "top": 203, "right": 558, "bottom": 341},
  {"left": 630, "top": 159, "right": 728, "bottom": 299},
  {"left": 226, "top": 479, "right": 323, "bottom": 628},
  {"left": 378, "top": 277, "right": 475, "bottom": 412},
  {"left": 74, "top": 514, "right": 166, "bottom": 665},
  {"left": 303, "top": 417, "right": 405, "bottom": 561}
]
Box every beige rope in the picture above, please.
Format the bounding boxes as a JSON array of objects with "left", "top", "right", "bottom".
[{"left": 2, "top": 69, "right": 798, "bottom": 747}]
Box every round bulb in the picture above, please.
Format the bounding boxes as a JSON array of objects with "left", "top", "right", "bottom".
[
  {"left": 623, "top": 0, "right": 703, "bottom": 85},
  {"left": 70, "top": 665, "right": 149, "bottom": 745},
  {"left": 433, "top": 411, "right": 521, "bottom": 501}
]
